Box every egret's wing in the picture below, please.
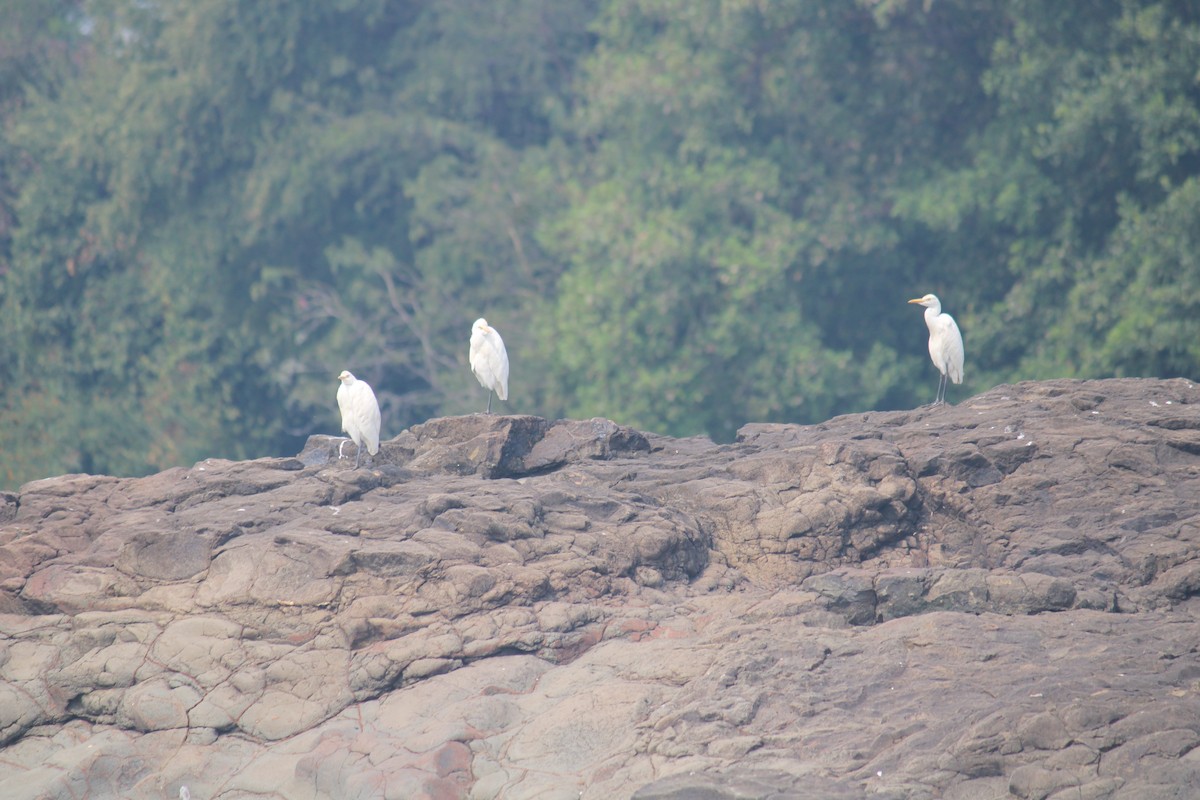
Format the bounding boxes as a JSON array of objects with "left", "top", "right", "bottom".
[
  {"left": 469, "top": 333, "right": 491, "bottom": 389},
  {"left": 492, "top": 332, "right": 509, "bottom": 400},
  {"left": 336, "top": 385, "right": 355, "bottom": 436},
  {"left": 470, "top": 330, "right": 509, "bottom": 399},
  {"left": 939, "top": 315, "right": 965, "bottom": 384},
  {"left": 469, "top": 334, "right": 483, "bottom": 371},
  {"left": 349, "top": 383, "right": 382, "bottom": 453}
]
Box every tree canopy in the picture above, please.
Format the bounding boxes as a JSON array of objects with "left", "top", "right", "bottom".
[{"left": 2, "top": 0, "right": 1198, "bottom": 488}]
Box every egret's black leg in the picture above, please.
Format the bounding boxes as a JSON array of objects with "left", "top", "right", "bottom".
[
  {"left": 486, "top": 391, "right": 493, "bottom": 415},
  {"left": 354, "top": 443, "right": 362, "bottom": 469}
]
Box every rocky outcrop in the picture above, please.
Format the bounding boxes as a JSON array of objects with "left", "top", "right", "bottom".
[{"left": 1, "top": 378, "right": 1198, "bottom": 799}]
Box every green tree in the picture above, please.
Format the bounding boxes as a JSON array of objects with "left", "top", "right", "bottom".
[
  {"left": 893, "top": 1, "right": 1200, "bottom": 384},
  {"left": 534, "top": 0, "right": 1008, "bottom": 438},
  {"left": 4, "top": 0, "right": 1200, "bottom": 488},
  {"left": 0, "top": 0, "right": 596, "bottom": 487},
  {"left": 0, "top": 0, "right": 89, "bottom": 486}
]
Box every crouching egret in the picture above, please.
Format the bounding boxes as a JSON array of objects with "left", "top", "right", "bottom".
[
  {"left": 336, "top": 370, "right": 381, "bottom": 468},
  {"left": 908, "top": 293, "right": 964, "bottom": 406},
  {"left": 469, "top": 318, "right": 509, "bottom": 414}
]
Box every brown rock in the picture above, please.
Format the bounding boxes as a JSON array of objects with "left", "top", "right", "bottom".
[{"left": 1, "top": 378, "right": 1199, "bottom": 798}]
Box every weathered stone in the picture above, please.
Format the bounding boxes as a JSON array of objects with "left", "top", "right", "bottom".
[
  {"left": 1009, "top": 765, "right": 1080, "bottom": 799},
  {"left": 115, "top": 529, "right": 211, "bottom": 580},
  {"left": 875, "top": 568, "right": 933, "bottom": 620},
  {"left": 631, "top": 770, "right": 868, "bottom": 799},
  {"left": 1018, "top": 712, "right": 1073, "bottom": 751},
  {"left": 801, "top": 568, "right": 878, "bottom": 624},
  {"left": 522, "top": 417, "right": 651, "bottom": 473},
  {"left": 0, "top": 379, "right": 1198, "bottom": 798},
  {"left": 116, "top": 680, "right": 199, "bottom": 731}
]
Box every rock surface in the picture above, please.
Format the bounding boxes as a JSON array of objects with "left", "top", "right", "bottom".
[{"left": 1, "top": 378, "right": 1199, "bottom": 799}]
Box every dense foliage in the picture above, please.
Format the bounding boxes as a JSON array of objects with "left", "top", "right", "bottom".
[{"left": 2, "top": 0, "right": 1198, "bottom": 488}]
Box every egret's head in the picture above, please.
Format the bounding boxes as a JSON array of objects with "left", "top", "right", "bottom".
[
  {"left": 338, "top": 370, "right": 354, "bottom": 384},
  {"left": 473, "top": 317, "right": 491, "bottom": 335},
  {"left": 908, "top": 294, "right": 939, "bottom": 308}
]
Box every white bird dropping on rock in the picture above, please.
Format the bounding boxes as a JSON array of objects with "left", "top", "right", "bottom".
[
  {"left": 908, "top": 293, "right": 964, "bottom": 406},
  {"left": 469, "top": 318, "right": 509, "bottom": 414},
  {"left": 336, "top": 370, "right": 381, "bottom": 468}
]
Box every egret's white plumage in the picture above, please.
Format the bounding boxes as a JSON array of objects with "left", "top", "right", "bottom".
[
  {"left": 336, "top": 370, "right": 381, "bottom": 468},
  {"left": 908, "top": 293, "right": 964, "bottom": 405},
  {"left": 469, "top": 318, "right": 509, "bottom": 414}
]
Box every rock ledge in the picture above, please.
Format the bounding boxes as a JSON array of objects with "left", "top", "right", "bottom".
[{"left": 1, "top": 378, "right": 1198, "bottom": 799}]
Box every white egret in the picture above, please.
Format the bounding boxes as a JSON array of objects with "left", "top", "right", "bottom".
[
  {"left": 908, "top": 293, "right": 964, "bottom": 406},
  {"left": 336, "top": 370, "right": 381, "bottom": 468},
  {"left": 469, "top": 317, "right": 509, "bottom": 414}
]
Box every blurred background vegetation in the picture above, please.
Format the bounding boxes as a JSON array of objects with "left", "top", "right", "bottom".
[{"left": 2, "top": 0, "right": 1199, "bottom": 489}]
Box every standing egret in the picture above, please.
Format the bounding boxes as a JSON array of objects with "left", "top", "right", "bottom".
[
  {"left": 336, "top": 370, "right": 381, "bottom": 468},
  {"left": 908, "top": 293, "right": 964, "bottom": 406},
  {"left": 469, "top": 318, "right": 509, "bottom": 414}
]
